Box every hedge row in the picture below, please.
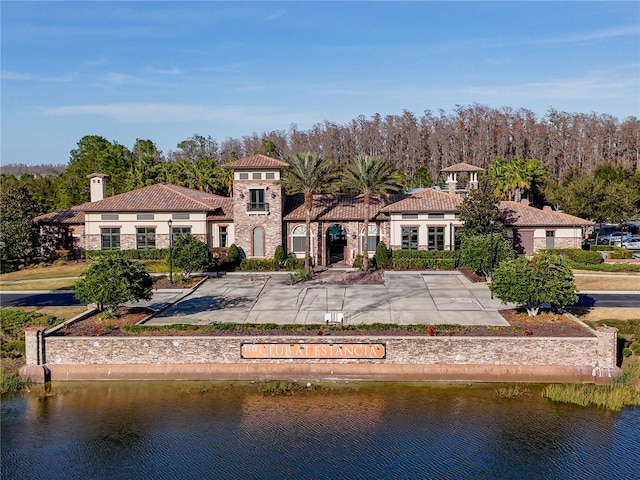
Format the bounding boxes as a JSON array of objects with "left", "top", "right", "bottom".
[
  {"left": 548, "top": 248, "right": 603, "bottom": 265},
  {"left": 86, "top": 248, "right": 169, "bottom": 260},
  {"left": 238, "top": 256, "right": 306, "bottom": 272},
  {"left": 391, "top": 249, "right": 460, "bottom": 270},
  {"left": 567, "top": 261, "right": 640, "bottom": 272}
]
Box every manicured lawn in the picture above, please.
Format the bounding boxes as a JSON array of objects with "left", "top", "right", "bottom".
[
  {"left": 0, "top": 279, "right": 78, "bottom": 291},
  {"left": 0, "top": 262, "right": 90, "bottom": 281}
]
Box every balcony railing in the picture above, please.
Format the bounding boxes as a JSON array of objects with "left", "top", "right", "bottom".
[{"left": 247, "top": 202, "right": 269, "bottom": 213}]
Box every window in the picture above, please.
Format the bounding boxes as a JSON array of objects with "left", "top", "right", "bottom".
[
  {"left": 401, "top": 227, "right": 418, "bottom": 250},
  {"left": 428, "top": 212, "right": 445, "bottom": 220},
  {"left": 265, "top": 172, "right": 275, "bottom": 180},
  {"left": 292, "top": 225, "right": 307, "bottom": 253},
  {"left": 454, "top": 212, "right": 460, "bottom": 219},
  {"left": 172, "top": 213, "right": 190, "bottom": 220},
  {"left": 248, "top": 189, "right": 266, "bottom": 211},
  {"left": 219, "top": 226, "right": 228, "bottom": 248},
  {"left": 402, "top": 213, "right": 418, "bottom": 220},
  {"left": 172, "top": 227, "right": 191, "bottom": 241},
  {"left": 252, "top": 172, "right": 262, "bottom": 180},
  {"left": 101, "top": 228, "right": 120, "bottom": 250},
  {"left": 428, "top": 226, "right": 445, "bottom": 250},
  {"left": 239, "top": 172, "right": 249, "bottom": 180},
  {"left": 136, "top": 227, "right": 156, "bottom": 249},
  {"left": 253, "top": 227, "right": 264, "bottom": 257},
  {"left": 363, "top": 225, "right": 380, "bottom": 252},
  {"left": 137, "top": 213, "right": 154, "bottom": 220},
  {"left": 101, "top": 214, "right": 119, "bottom": 221},
  {"left": 546, "top": 230, "right": 555, "bottom": 249}
]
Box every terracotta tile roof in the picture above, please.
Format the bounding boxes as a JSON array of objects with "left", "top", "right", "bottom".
[
  {"left": 221, "top": 154, "right": 290, "bottom": 169},
  {"left": 206, "top": 198, "right": 233, "bottom": 221},
  {"left": 87, "top": 172, "right": 109, "bottom": 179},
  {"left": 35, "top": 209, "right": 85, "bottom": 225},
  {"left": 441, "top": 162, "right": 485, "bottom": 172},
  {"left": 284, "top": 194, "right": 405, "bottom": 221},
  {"left": 380, "top": 188, "right": 463, "bottom": 213},
  {"left": 500, "top": 201, "right": 593, "bottom": 227},
  {"left": 76, "top": 184, "right": 231, "bottom": 212}
]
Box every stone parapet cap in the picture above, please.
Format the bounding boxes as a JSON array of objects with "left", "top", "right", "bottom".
[{"left": 595, "top": 325, "right": 619, "bottom": 334}]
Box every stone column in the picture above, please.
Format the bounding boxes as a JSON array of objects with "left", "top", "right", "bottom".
[
  {"left": 595, "top": 326, "right": 618, "bottom": 368},
  {"left": 24, "top": 327, "right": 46, "bottom": 366}
]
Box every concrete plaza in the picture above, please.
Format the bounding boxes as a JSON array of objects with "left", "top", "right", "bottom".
[{"left": 145, "top": 271, "right": 512, "bottom": 327}]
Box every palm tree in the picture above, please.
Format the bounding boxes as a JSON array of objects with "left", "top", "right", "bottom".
[
  {"left": 342, "top": 155, "right": 403, "bottom": 271},
  {"left": 281, "top": 152, "right": 338, "bottom": 275}
]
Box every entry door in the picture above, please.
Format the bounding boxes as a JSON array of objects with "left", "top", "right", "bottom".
[{"left": 253, "top": 228, "right": 264, "bottom": 257}]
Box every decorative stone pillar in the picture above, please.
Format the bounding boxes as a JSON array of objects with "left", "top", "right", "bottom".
[
  {"left": 446, "top": 172, "right": 457, "bottom": 195},
  {"left": 24, "top": 327, "right": 46, "bottom": 366},
  {"left": 595, "top": 325, "right": 618, "bottom": 368}
]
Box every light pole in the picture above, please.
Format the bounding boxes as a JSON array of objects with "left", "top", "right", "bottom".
[
  {"left": 489, "top": 219, "right": 496, "bottom": 294},
  {"left": 167, "top": 219, "right": 173, "bottom": 284}
]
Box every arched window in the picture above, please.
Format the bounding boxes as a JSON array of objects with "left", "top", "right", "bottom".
[
  {"left": 253, "top": 227, "right": 264, "bottom": 257},
  {"left": 362, "top": 225, "right": 380, "bottom": 252},
  {"left": 292, "top": 225, "right": 307, "bottom": 253}
]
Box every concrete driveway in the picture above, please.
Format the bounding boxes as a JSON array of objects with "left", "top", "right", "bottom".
[{"left": 145, "top": 271, "right": 511, "bottom": 326}]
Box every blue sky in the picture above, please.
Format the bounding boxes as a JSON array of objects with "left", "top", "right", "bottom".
[{"left": 2, "top": 1, "right": 639, "bottom": 166}]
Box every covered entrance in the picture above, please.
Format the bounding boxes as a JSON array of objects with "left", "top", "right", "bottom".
[{"left": 326, "top": 224, "right": 347, "bottom": 265}]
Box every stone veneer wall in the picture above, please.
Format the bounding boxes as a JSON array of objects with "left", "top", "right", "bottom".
[
  {"left": 21, "top": 326, "right": 620, "bottom": 384},
  {"left": 533, "top": 236, "right": 581, "bottom": 252},
  {"left": 40, "top": 335, "right": 607, "bottom": 367}
]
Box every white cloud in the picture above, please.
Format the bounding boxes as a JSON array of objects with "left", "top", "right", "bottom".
[
  {"left": 44, "top": 103, "right": 319, "bottom": 128},
  {"left": 1, "top": 70, "right": 73, "bottom": 82}
]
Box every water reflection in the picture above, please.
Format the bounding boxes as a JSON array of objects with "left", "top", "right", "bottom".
[{"left": 2, "top": 382, "right": 639, "bottom": 479}]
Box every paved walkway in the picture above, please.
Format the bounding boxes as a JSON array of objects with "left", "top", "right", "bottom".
[{"left": 145, "top": 271, "right": 513, "bottom": 327}]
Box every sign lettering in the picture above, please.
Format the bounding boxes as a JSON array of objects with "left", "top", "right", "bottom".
[{"left": 240, "top": 342, "right": 386, "bottom": 359}]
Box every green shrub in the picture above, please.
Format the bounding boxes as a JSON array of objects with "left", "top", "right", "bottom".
[
  {"left": 238, "top": 258, "right": 276, "bottom": 271},
  {"left": 284, "top": 256, "right": 305, "bottom": 271},
  {"left": 352, "top": 254, "right": 364, "bottom": 270},
  {"left": 226, "top": 244, "right": 241, "bottom": 266},
  {"left": 0, "top": 363, "right": 24, "bottom": 394},
  {"left": 550, "top": 248, "right": 603, "bottom": 264},
  {"left": 391, "top": 249, "right": 460, "bottom": 270},
  {"left": 609, "top": 248, "right": 633, "bottom": 260},
  {"left": 0, "top": 309, "right": 62, "bottom": 357},
  {"left": 273, "top": 245, "right": 286, "bottom": 269},
  {"left": 86, "top": 248, "right": 169, "bottom": 260},
  {"left": 374, "top": 241, "right": 391, "bottom": 270}
]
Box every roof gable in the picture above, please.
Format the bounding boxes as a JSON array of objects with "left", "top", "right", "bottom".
[{"left": 221, "top": 154, "right": 289, "bottom": 170}]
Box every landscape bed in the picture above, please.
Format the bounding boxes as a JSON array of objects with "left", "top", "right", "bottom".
[{"left": 54, "top": 307, "right": 595, "bottom": 338}]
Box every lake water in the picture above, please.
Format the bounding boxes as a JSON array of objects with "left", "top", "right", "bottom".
[{"left": 2, "top": 382, "right": 639, "bottom": 479}]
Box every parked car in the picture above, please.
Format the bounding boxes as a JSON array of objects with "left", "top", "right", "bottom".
[{"left": 623, "top": 235, "right": 640, "bottom": 250}]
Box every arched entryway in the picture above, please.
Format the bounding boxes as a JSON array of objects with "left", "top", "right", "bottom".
[{"left": 326, "top": 224, "right": 347, "bottom": 265}]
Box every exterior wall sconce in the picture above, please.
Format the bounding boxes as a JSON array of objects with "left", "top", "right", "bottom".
[
  {"left": 271, "top": 192, "right": 277, "bottom": 199},
  {"left": 351, "top": 234, "right": 357, "bottom": 239},
  {"left": 239, "top": 192, "right": 245, "bottom": 199}
]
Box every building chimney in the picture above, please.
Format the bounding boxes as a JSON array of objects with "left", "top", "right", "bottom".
[{"left": 87, "top": 173, "right": 108, "bottom": 202}]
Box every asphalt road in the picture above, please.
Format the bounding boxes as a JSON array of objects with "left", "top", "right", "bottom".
[
  {"left": 0, "top": 292, "right": 83, "bottom": 307},
  {"left": 2, "top": 291, "right": 640, "bottom": 309}
]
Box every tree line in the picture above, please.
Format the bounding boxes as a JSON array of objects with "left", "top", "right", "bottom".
[{"left": 0, "top": 104, "right": 638, "bottom": 221}]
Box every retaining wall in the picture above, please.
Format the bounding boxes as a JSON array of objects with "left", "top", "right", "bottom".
[{"left": 21, "top": 326, "right": 620, "bottom": 384}]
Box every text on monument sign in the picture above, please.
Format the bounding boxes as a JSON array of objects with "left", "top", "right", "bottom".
[{"left": 241, "top": 343, "right": 386, "bottom": 359}]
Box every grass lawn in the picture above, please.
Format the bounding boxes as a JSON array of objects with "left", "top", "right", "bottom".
[
  {"left": 0, "top": 279, "right": 78, "bottom": 291},
  {"left": 0, "top": 262, "right": 90, "bottom": 281},
  {"left": 573, "top": 273, "right": 640, "bottom": 291},
  {"left": 3, "top": 305, "right": 88, "bottom": 321}
]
